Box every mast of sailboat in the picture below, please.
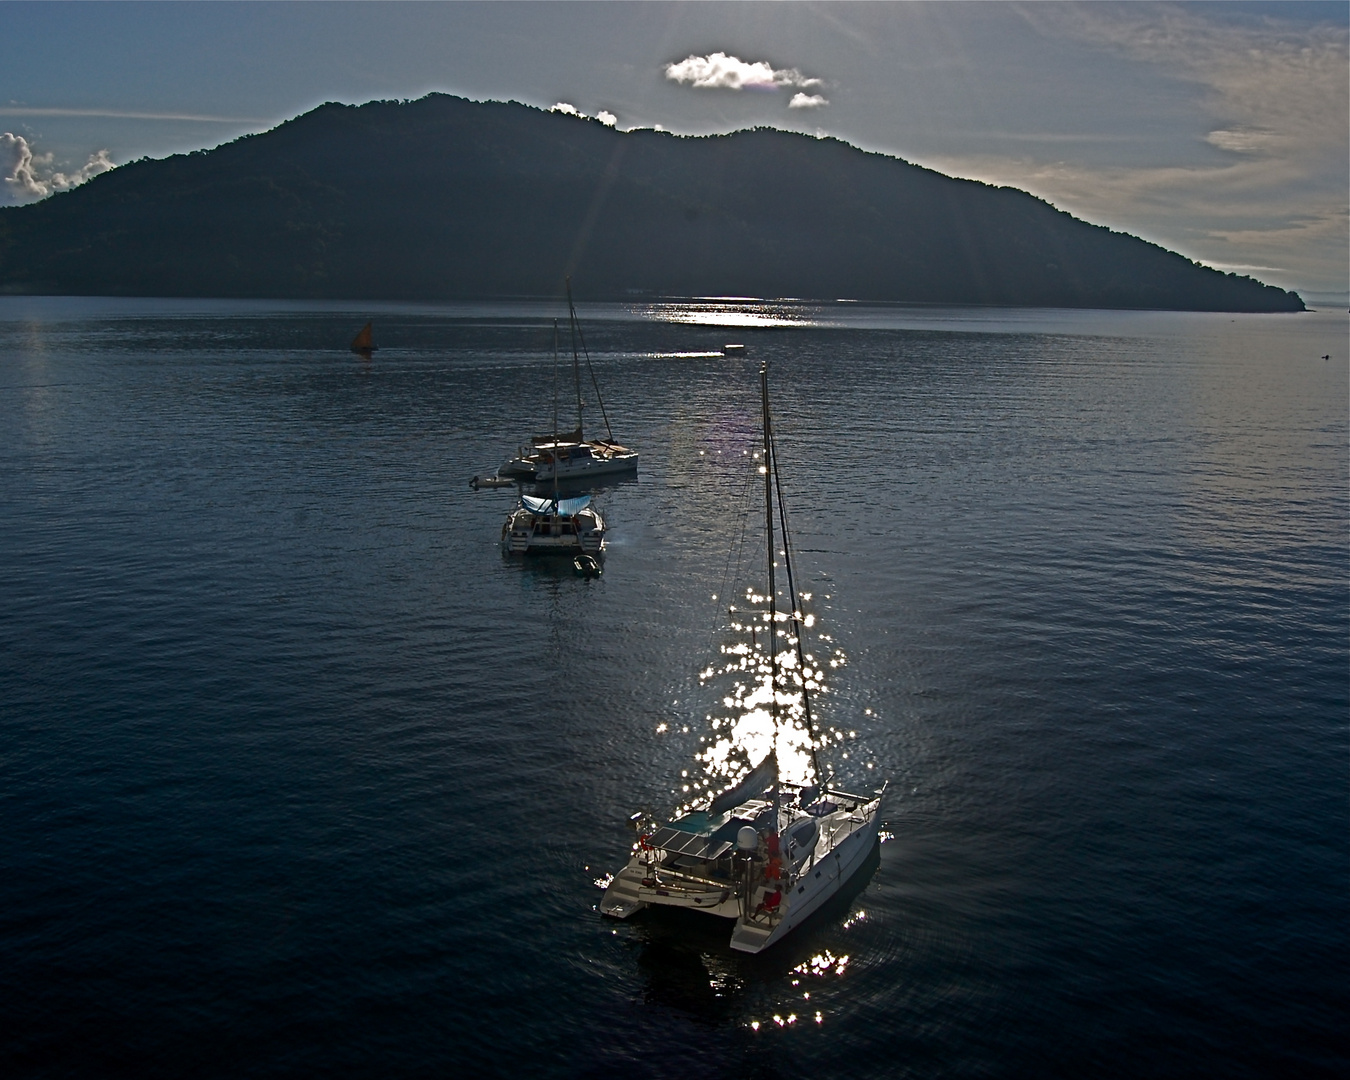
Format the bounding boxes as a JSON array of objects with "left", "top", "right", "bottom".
[
  {"left": 552, "top": 320, "right": 561, "bottom": 507},
  {"left": 567, "top": 296, "right": 584, "bottom": 439},
  {"left": 565, "top": 277, "right": 615, "bottom": 444},
  {"left": 760, "top": 361, "right": 781, "bottom": 811}
]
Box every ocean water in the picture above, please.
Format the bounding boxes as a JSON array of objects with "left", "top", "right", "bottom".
[{"left": 0, "top": 296, "right": 1345, "bottom": 1078}]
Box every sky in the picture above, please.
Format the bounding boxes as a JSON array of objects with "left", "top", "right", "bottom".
[{"left": 1, "top": 1, "right": 1346, "bottom": 300}]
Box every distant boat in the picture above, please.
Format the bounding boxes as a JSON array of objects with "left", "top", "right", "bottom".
[
  {"left": 498, "top": 280, "right": 638, "bottom": 481},
  {"left": 350, "top": 321, "right": 376, "bottom": 356}
]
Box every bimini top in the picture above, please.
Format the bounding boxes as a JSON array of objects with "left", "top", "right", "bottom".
[{"left": 521, "top": 493, "right": 592, "bottom": 516}]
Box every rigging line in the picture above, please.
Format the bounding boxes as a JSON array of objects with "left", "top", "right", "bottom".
[
  {"left": 768, "top": 386, "right": 825, "bottom": 785},
  {"left": 712, "top": 449, "right": 760, "bottom": 640},
  {"left": 565, "top": 278, "right": 614, "bottom": 443}
]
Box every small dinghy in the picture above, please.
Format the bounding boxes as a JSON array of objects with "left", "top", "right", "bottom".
[
  {"left": 573, "top": 553, "right": 602, "bottom": 578},
  {"left": 470, "top": 474, "right": 517, "bottom": 490}
]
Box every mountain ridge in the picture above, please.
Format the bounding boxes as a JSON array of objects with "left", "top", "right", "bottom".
[{"left": 0, "top": 94, "right": 1305, "bottom": 312}]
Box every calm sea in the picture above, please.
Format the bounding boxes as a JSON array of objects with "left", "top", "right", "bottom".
[{"left": 1, "top": 296, "right": 1345, "bottom": 1078}]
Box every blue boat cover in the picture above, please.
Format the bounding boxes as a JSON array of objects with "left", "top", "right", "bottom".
[{"left": 522, "top": 493, "right": 592, "bottom": 516}]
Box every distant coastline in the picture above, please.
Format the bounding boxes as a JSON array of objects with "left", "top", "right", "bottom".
[{"left": 0, "top": 94, "right": 1305, "bottom": 313}]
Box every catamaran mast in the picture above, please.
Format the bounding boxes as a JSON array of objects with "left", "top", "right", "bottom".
[
  {"left": 568, "top": 303, "right": 584, "bottom": 439},
  {"left": 565, "top": 277, "right": 615, "bottom": 444},
  {"left": 760, "top": 362, "right": 781, "bottom": 803},
  {"left": 552, "top": 321, "right": 561, "bottom": 505}
]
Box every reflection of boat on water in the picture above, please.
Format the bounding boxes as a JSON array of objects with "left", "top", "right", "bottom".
[
  {"left": 350, "top": 321, "right": 376, "bottom": 357},
  {"left": 601, "top": 361, "right": 884, "bottom": 954},
  {"left": 499, "top": 280, "right": 638, "bottom": 481}
]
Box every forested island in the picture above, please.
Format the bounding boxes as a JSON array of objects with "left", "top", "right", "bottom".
[{"left": 0, "top": 94, "right": 1305, "bottom": 311}]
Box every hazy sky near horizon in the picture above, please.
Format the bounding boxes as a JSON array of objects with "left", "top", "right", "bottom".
[{"left": 1, "top": 1, "right": 1345, "bottom": 297}]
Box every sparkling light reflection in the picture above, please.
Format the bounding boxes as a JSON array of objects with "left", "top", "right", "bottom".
[
  {"left": 794, "top": 951, "right": 851, "bottom": 979},
  {"left": 641, "top": 351, "right": 728, "bottom": 359},
  {"left": 633, "top": 298, "right": 824, "bottom": 329},
  {"left": 685, "top": 583, "right": 856, "bottom": 804}
]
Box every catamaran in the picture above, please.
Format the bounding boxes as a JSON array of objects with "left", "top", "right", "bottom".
[
  {"left": 600, "top": 362, "right": 884, "bottom": 953},
  {"left": 498, "top": 280, "right": 638, "bottom": 482},
  {"left": 500, "top": 492, "right": 606, "bottom": 556}
]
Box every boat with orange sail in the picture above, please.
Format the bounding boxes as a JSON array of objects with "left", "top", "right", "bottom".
[{"left": 350, "top": 321, "right": 376, "bottom": 357}]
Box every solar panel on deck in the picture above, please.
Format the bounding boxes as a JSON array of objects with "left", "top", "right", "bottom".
[{"left": 650, "top": 826, "right": 732, "bottom": 861}]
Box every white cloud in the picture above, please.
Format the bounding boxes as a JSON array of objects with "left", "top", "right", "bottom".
[
  {"left": 1, "top": 133, "right": 113, "bottom": 205},
  {"left": 665, "top": 52, "right": 823, "bottom": 93},
  {"left": 788, "top": 93, "right": 829, "bottom": 110},
  {"left": 1, "top": 132, "right": 46, "bottom": 201},
  {"left": 1205, "top": 128, "right": 1282, "bottom": 155},
  {"left": 552, "top": 102, "right": 617, "bottom": 127},
  {"left": 53, "top": 149, "right": 113, "bottom": 190}
]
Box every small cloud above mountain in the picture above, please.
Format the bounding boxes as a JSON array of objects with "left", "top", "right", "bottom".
[
  {"left": 2, "top": 132, "right": 112, "bottom": 204},
  {"left": 789, "top": 93, "right": 829, "bottom": 110},
  {"left": 552, "top": 103, "right": 618, "bottom": 127},
  {"left": 664, "top": 52, "right": 824, "bottom": 94}
]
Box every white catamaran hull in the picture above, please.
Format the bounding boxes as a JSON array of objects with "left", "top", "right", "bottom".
[
  {"left": 729, "top": 799, "right": 882, "bottom": 954},
  {"left": 501, "top": 504, "right": 606, "bottom": 555},
  {"left": 533, "top": 446, "right": 638, "bottom": 482},
  {"left": 600, "top": 786, "right": 884, "bottom": 954},
  {"left": 503, "top": 442, "right": 639, "bottom": 482}
]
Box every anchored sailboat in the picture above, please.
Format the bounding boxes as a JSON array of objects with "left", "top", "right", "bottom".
[
  {"left": 600, "top": 361, "right": 885, "bottom": 953},
  {"left": 499, "top": 280, "right": 638, "bottom": 482}
]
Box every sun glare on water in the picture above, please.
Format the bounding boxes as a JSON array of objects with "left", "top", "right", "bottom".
[
  {"left": 633, "top": 298, "right": 824, "bottom": 329},
  {"left": 676, "top": 585, "right": 855, "bottom": 812}
]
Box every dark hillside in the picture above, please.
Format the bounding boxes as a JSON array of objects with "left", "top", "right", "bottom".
[{"left": 0, "top": 94, "right": 1304, "bottom": 311}]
